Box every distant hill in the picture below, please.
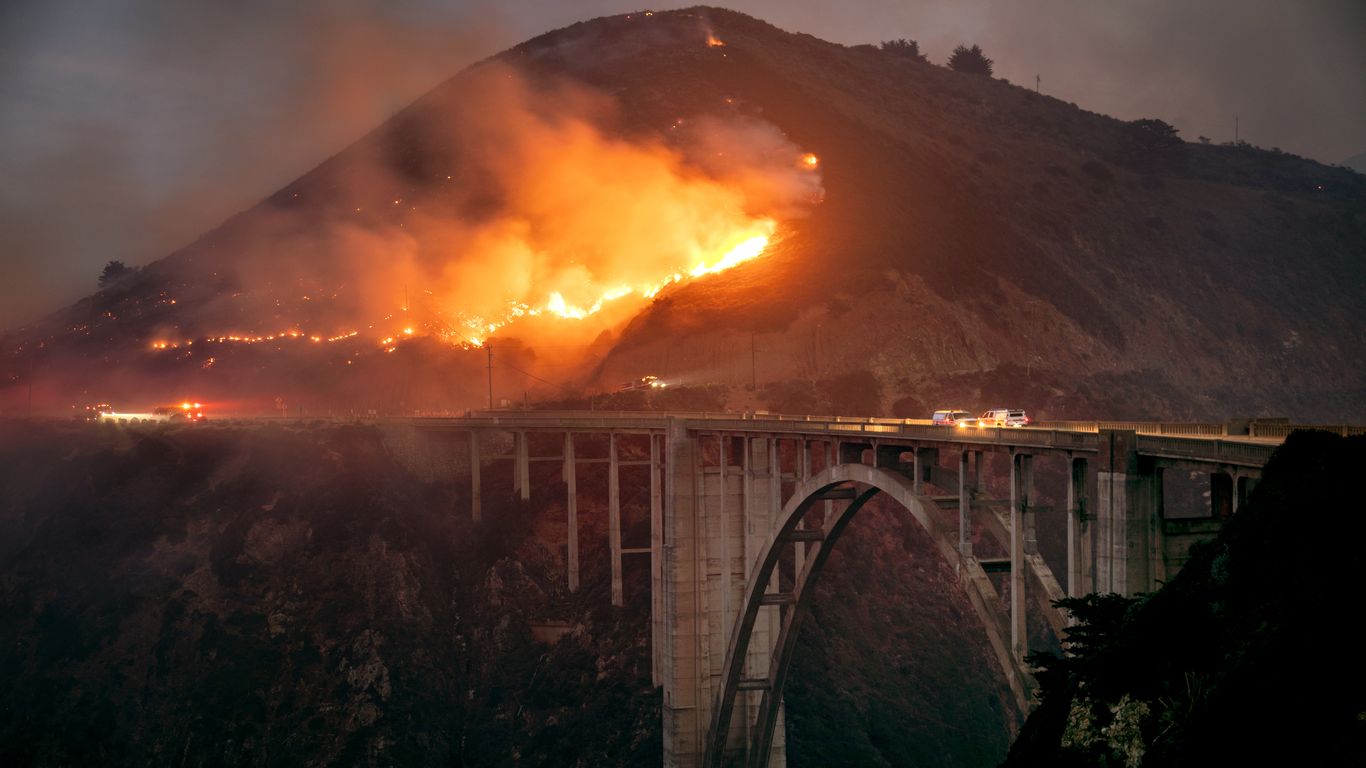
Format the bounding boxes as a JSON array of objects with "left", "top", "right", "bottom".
[
  {"left": 1343, "top": 150, "right": 1366, "bottom": 175},
  {"left": 3, "top": 6, "right": 1363, "bottom": 421}
]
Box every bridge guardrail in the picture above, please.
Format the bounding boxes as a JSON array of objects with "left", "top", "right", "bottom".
[
  {"left": 1034, "top": 420, "right": 1231, "bottom": 437},
  {"left": 1136, "top": 436, "right": 1275, "bottom": 467},
  {"left": 1247, "top": 423, "right": 1366, "bottom": 439}
]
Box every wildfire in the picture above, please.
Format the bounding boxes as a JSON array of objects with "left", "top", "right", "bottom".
[
  {"left": 707, "top": 35, "right": 725, "bottom": 47},
  {"left": 149, "top": 328, "right": 362, "bottom": 351},
  {"left": 139, "top": 65, "right": 826, "bottom": 359},
  {"left": 432, "top": 220, "right": 778, "bottom": 344}
]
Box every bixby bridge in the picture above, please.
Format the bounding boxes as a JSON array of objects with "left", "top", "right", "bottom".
[{"left": 390, "top": 411, "right": 1312, "bottom": 768}]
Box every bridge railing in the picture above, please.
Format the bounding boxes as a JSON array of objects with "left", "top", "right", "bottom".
[
  {"left": 1034, "top": 420, "right": 1231, "bottom": 437},
  {"left": 687, "top": 418, "right": 1103, "bottom": 452},
  {"left": 1136, "top": 435, "right": 1276, "bottom": 467},
  {"left": 1246, "top": 423, "right": 1366, "bottom": 439}
]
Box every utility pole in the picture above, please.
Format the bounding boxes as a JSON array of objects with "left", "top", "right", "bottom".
[
  {"left": 1035, "top": 74, "right": 1040, "bottom": 93},
  {"left": 486, "top": 343, "right": 493, "bottom": 410},
  {"left": 1235, "top": 115, "right": 1239, "bottom": 144}
]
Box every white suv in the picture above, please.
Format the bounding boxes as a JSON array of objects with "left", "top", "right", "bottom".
[
  {"left": 978, "top": 408, "right": 1030, "bottom": 427},
  {"left": 931, "top": 409, "right": 973, "bottom": 427}
]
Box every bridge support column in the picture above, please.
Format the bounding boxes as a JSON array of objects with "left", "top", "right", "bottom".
[
  {"left": 958, "top": 450, "right": 971, "bottom": 557},
  {"left": 912, "top": 447, "right": 939, "bottom": 495},
  {"left": 1235, "top": 474, "right": 1256, "bottom": 512},
  {"left": 609, "top": 433, "right": 623, "bottom": 606},
  {"left": 1066, "top": 457, "right": 1091, "bottom": 598},
  {"left": 469, "top": 431, "right": 481, "bottom": 522},
  {"left": 795, "top": 440, "right": 809, "bottom": 576},
  {"left": 1210, "top": 471, "right": 1233, "bottom": 519},
  {"left": 1010, "top": 452, "right": 1034, "bottom": 660},
  {"left": 663, "top": 419, "right": 707, "bottom": 767},
  {"left": 1096, "top": 430, "right": 1161, "bottom": 596},
  {"left": 824, "top": 442, "right": 835, "bottom": 531},
  {"left": 651, "top": 434, "right": 664, "bottom": 686},
  {"left": 514, "top": 431, "right": 530, "bottom": 501},
  {"left": 564, "top": 432, "right": 579, "bottom": 593}
]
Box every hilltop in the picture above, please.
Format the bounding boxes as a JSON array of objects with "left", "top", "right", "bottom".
[{"left": 3, "top": 7, "right": 1363, "bottom": 420}]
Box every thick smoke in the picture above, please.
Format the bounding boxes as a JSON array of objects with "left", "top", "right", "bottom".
[
  {"left": 0, "top": 0, "right": 506, "bottom": 330},
  {"left": 226, "top": 62, "right": 824, "bottom": 352}
]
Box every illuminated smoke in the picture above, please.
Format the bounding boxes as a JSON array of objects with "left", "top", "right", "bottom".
[{"left": 220, "top": 62, "right": 824, "bottom": 351}]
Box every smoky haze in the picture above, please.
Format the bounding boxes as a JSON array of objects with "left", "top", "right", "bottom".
[
  {"left": 210, "top": 61, "right": 822, "bottom": 352},
  {"left": 2, "top": 0, "right": 1364, "bottom": 330},
  {"left": 0, "top": 1, "right": 507, "bottom": 330}
]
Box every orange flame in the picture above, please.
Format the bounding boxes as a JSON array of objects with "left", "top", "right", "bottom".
[
  {"left": 707, "top": 35, "right": 725, "bottom": 47},
  {"left": 142, "top": 65, "right": 825, "bottom": 358}
]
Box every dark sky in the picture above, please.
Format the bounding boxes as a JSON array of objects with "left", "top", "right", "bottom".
[{"left": 2, "top": 0, "right": 1363, "bottom": 330}]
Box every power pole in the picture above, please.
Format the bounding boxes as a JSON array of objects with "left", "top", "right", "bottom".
[
  {"left": 1235, "top": 115, "right": 1239, "bottom": 143},
  {"left": 1035, "top": 74, "right": 1040, "bottom": 93},
  {"left": 486, "top": 343, "right": 494, "bottom": 410}
]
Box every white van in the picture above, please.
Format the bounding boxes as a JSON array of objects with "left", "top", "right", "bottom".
[
  {"left": 978, "top": 409, "right": 1030, "bottom": 427},
  {"left": 931, "top": 410, "right": 973, "bottom": 427}
]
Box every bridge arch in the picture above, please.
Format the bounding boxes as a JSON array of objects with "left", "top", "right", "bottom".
[{"left": 703, "top": 462, "right": 1033, "bottom": 768}]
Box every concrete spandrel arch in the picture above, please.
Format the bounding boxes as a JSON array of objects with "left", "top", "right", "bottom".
[{"left": 704, "top": 463, "right": 1033, "bottom": 768}]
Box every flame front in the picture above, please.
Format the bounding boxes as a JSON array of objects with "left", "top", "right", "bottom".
[{"left": 142, "top": 64, "right": 824, "bottom": 356}]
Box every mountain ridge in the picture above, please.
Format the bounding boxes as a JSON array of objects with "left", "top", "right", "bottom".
[{"left": 3, "top": 6, "right": 1363, "bottom": 421}]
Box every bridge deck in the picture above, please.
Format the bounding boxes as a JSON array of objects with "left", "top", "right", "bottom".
[{"left": 399, "top": 411, "right": 1280, "bottom": 468}]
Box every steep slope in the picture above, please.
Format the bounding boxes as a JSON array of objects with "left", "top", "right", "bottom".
[{"left": 2, "top": 7, "right": 1363, "bottom": 420}]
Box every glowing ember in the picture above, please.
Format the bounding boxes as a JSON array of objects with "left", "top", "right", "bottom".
[{"left": 801, "top": 153, "right": 820, "bottom": 169}]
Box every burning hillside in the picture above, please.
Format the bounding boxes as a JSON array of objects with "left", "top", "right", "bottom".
[
  {"left": 2, "top": 7, "right": 1364, "bottom": 420},
  {"left": 146, "top": 59, "right": 823, "bottom": 352}
]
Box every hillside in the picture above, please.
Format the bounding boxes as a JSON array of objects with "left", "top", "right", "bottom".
[{"left": 3, "top": 6, "right": 1363, "bottom": 420}]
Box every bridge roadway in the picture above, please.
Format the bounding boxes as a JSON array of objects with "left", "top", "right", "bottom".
[{"left": 398, "top": 410, "right": 1288, "bottom": 768}]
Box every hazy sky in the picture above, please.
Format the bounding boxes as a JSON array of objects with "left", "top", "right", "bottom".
[{"left": 2, "top": 0, "right": 1363, "bottom": 329}]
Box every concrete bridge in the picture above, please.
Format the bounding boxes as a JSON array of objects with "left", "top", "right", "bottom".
[{"left": 399, "top": 411, "right": 1286, "bottom": 768}]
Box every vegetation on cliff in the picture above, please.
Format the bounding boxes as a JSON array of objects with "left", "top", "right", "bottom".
[
  {"left": 0, "top": 420, "right": 1017, "bottom": 765},
  {"left": 1005, "top": 431, "right": 1366, "bottom": 766},
  {"left": 0, "top": 421, "right": 660, "bottom": 765}
]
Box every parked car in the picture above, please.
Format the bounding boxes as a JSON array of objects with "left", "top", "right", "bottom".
[
  {"left": 931, "top": 409, "right": 974, "bottom": 427},
  {"left": 978, "top": 408, "right": 1030, "bottom": 427}
]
